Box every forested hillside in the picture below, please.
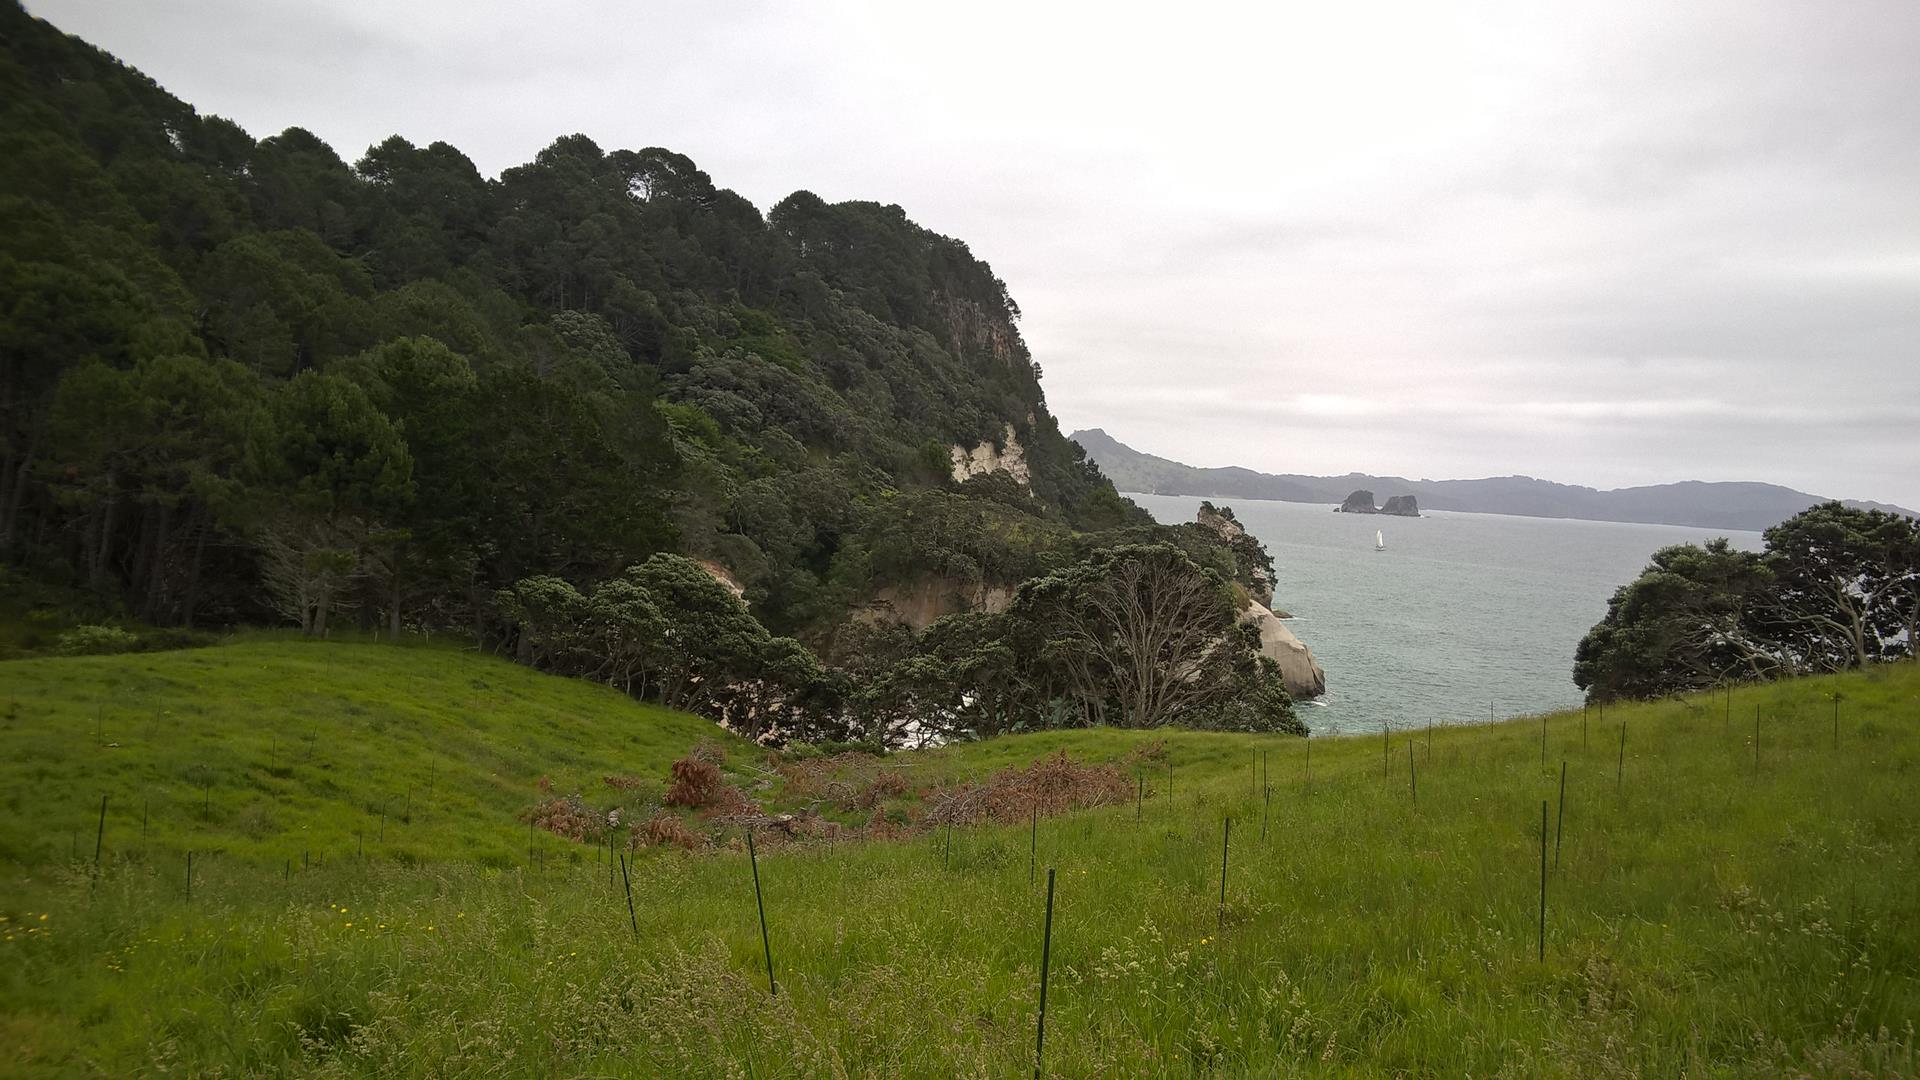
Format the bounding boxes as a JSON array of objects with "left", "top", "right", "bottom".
[{"left": 0, "top": 4, "right": 1300, "bottom": 742}]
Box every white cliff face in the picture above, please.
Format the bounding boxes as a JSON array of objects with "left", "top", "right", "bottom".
[
  {"left": 1243, "top": 600, "right": 1327, "bottom": 699},
  {"left": 949, "top": 423, "right": 1030, "bottom": 485},
  {"left": 853, "top": 580, "right": 1014, "bottom": 632},
  {"left": 697, "top": 560, "right": 747, "bottom": 603}
]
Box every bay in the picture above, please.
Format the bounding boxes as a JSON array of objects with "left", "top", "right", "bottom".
[{"left": 1128, "top": 493, "right": 1764, "bottom": 735}]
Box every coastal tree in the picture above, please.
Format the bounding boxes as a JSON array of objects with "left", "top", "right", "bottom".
[
  {"left": 1012, "top": 543, "right": 1294, "bottom": 731},
  {"left": 1759, "top": 503, "right": 1919, "bottom": 670},
  {"left": 1574, "top": 539, "right": 1779, "bottom": 700},
  {"left": 495, "top": 575, "right": 589, "bottom": 669},
  {"left": 496, "top": 555, "right": 836, "bottom": 736},
  {"left": 1576, "top": 506, "right": 1920, "bottom": 700}
]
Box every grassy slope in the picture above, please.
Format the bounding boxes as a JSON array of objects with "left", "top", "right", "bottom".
[
  {"left": 0, "top": 635, "right": 745, "bottom": 867},
  {"left": 3, "top": 642, "right": 1919, "bottom": 1077}
]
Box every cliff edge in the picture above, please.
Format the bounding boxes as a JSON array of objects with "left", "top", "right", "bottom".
[
  {"left": 1243, "top": 600, "right": 1327, "bottom": 700},
  {"left": 1193, "top": 503, "right": 1326, "bottom": 699}
]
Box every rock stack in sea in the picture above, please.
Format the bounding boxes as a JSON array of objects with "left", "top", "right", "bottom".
[{"left": 1334, "top": 490, "right": 1420, "bottom": 516}]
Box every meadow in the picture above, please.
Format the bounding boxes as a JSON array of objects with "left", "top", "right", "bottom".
[{"left": 2, "top": 638, "right": 1918, "bottom": 1077}]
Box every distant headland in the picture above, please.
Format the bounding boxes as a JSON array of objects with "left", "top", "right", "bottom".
[{"left": 1070, "top": 428, "right": 1914, "bottom": 532}]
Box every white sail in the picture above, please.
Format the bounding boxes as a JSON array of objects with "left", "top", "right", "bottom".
[{"left": 1375, "top": 529, "right": 1385, "bottom": 550}]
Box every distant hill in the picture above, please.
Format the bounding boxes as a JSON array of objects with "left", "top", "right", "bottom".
[{"left": 1070, "top": 428, "right": 1915, "bottom": 532}]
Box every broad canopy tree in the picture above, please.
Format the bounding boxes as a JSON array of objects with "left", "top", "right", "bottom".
[
  {"left": 840, "top": 544, "right": 1303, "bottom": 743},
  {"left": 498, "top": 554, "right": 835, "bottom": 742},
  {"left": 1577, "top": 504, "right": 1920, "bottom": 701},
  {"left": 1573, "top": 539, "right": 1779, "bottom": 700},
  {"left": 1759, "top": 503, "right": 1920, "bottom": 671},
  {"left": 1017, "top": 544, "right": 1246, "bottom": 729}
]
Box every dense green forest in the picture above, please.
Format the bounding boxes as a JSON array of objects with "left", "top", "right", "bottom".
[{"left": 0, "top": 3, "right": 1299, "bottom": 741}]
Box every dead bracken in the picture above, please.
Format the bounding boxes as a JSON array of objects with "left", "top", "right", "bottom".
[
  {"left": 923, "top": 749, "right": 1134, "bottom": 827},
  {"left": 522, "top": 748, "right": 1132, "bottom": 852}
]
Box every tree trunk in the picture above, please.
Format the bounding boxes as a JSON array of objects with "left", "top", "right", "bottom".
[
  {"left": 468, "top": 579, "right": 489, "bottom": 642},
  {"left": 1905, "top": 596, "right": 1918, "bottom": 663},
  {"left": 142, "top": 502, "right": 172, "bottom": 623},
  {"left": 2, "top": 432, "right": 37, "bottom": 555},
  {"left": 126, "top": 501, "right": 156, "bottom": 605},
  {"left": 94, "top": 490, "right": 121, "bottom": 591},
  {"left": 79, "top": 502, "right": 99, "bottom": 592},
  {"left": 0, "top": 436, "right": 12, "bottom": 545},
  {"left": 297, "top": 572, "right": 314, "bottom": 635},
  {"left": 183, "top": 517, "right": 209, "bottom": 629}
]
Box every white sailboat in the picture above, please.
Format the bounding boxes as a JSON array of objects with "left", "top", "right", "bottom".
[{"left": 1374, "top": 529, "right": 1385, "bottom": 551}]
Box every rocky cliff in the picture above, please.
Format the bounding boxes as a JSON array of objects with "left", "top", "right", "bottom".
[
  {"left": 1194, "top": 504, "right": 1324, "bottom": 699},
  {"left": 950, "top": 423, "right": 1031, "bottom": 486},
  {"left": 1196, "top": 502, "right": 1274, "bottom": 607},
  {"left": 853, "top": 579, "right": 1015, "bottom": 632},
  {"left": 1242, "top": 600, "right": 1327, "bottom": 699}
]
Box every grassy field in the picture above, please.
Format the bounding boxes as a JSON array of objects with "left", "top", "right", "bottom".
[
  {"left": 0, "top": 635, "right": 745, "bottom": 868},
  {"left": 2, "top": 640, "right": 1918, "bottom": 1077}
]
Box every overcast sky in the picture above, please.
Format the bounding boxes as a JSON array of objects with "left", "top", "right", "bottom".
[{"left": 32, "top": 0, "right": 1920, "bottom": 506}]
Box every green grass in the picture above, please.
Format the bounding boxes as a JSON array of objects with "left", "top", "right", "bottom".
[
  {"left": 0, "top": 634, "right": 743, "bottom": 867},
  {"left": 3, "top": 642, "right": 1919, "bottom": 1077}
]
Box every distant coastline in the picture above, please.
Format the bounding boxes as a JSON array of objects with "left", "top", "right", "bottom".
[{"left": 1072, "top": 428, "right": 1913, "bottom": 533}]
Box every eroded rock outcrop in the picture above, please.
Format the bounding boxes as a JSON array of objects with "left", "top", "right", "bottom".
[
  {"left": 697, "top": 560, "right": 747, "bottom": 602},
  {"left": 1380, "top": 495, "right": 1420, "bottom": 517},
  {"left": 950, "top": 423, "right": 1030, "bottom": 486},
  {"left": 1243, "top": 600, "right": 1326, "bottom": 699},
  {"left": 853, "top": 579, "right": 1015, "bottom": 632}
]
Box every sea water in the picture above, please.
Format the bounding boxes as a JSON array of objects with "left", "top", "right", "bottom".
[{"left": 1128, "top": 493, "right": 1764, "bottom": 735}]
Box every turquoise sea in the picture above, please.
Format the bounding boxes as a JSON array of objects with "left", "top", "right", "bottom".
[{"left": 1128, "top": 493, "right": 1764, "bottom": 736}]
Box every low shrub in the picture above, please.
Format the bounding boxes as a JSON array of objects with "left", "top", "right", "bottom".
[
  {"left": 53, "top": 624, "right": 140, "bottom": 656},
  {"left": 665, "top": 757, "right": 724, "bottom": 808}
]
